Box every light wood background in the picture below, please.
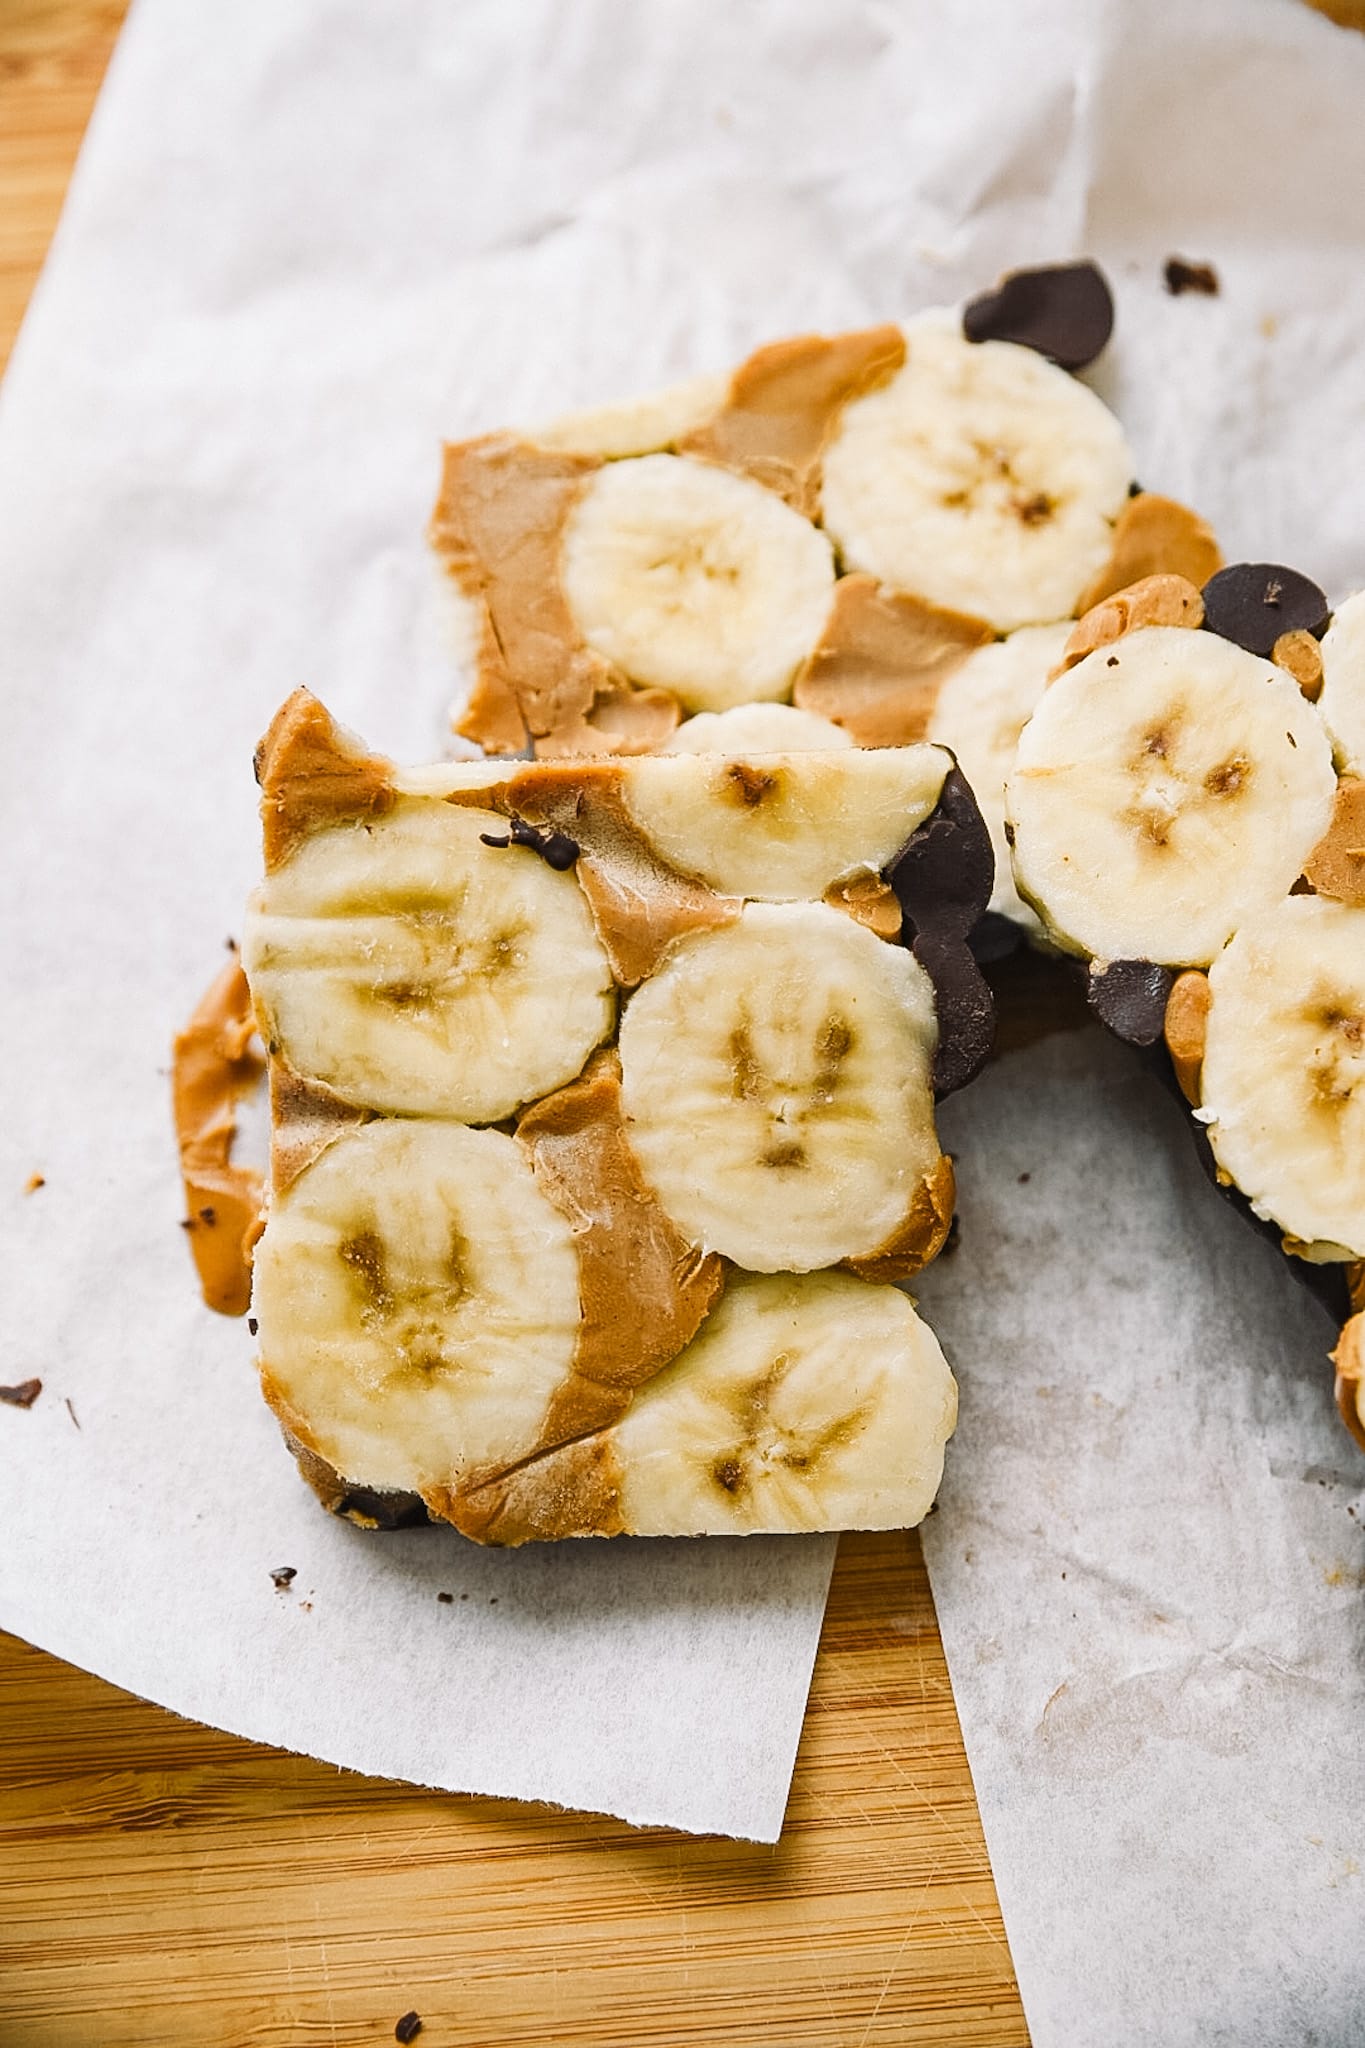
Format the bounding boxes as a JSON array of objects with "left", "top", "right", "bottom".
[{"left": 0, "top": 5, "right": 1027, "bottom": 2042}]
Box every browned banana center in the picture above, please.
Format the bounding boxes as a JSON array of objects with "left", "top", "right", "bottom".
[
  {"left": 704, "top": 1350, "right": 872, "bottom": 1501},
  {"left": 1119, "top": 708, "right": 1255, "bottom": 850},
  {"left": 727, "top": 1008, "right": 858, "bottom": 1171},
  {"left": 1308, "top": 995, "right": 1365, "bottom": 1109}
]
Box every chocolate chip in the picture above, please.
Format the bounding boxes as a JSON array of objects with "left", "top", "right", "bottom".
[
  {"left": 0, "top": 1378, "right": 42, "bottom": 1409},
  {"left": 1086, "top": 959, "right": 1175, "bottom": 1046},
  {"left": 962, "top": 260, "right": 1114, "bottom": 371},
  {"left": 888, "top": 768, "right": 997, "bottom": 1098},
  {"left": 1163, "top": 256, "right": 1220, "bottom": 297},
  {"left": 270, "top": 1565, "right": 297, "bottom": 1590},
  {"left": 1201, "top": 563, "right": 1330, "bottom": 656},
  {"left": 394, "top": 2015, "right": 423, "bottom": 2045},
  {"left": 480, "top": 818, "right": 579, "bottom": 870}
]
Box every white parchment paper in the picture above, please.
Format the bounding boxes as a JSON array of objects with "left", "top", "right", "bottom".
[{"left": 2, "top": 0, "right": 1364, "bottom": 2006}]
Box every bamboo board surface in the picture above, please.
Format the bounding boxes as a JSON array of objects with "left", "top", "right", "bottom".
[{"left": 0, "top": 4, "right": 1028, "bottom": 2042}]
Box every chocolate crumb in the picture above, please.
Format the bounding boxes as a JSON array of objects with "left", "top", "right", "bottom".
[
  {"left": 0, "top": 1378, "right": 42, "bottom": 1410},
  {"left": 248, "top": 1316, "right": 259, "bottom": 1336},
  {"left": 179, "top": 1217, "right": 196, "bottom": 1232},
  {"left": 225, "top": 935, "right": 238, "bottom": 951},
  {"left": 480, "top": 818, "right": 579, "bottom": 871},
  {"left": 962, "top": 259, "right": 1114, "bottom": 371},
  {"left": 198, "top": 1206, "right": 217, "bottom": 1227},
  {"left": 1018, "top": 1172, "right": 1031, "bottom": 1184},
  {"left": 395, "top": 2014, "right": 423, "bottom": 2045},
  {"left": 437, "top": 1591, "right": 454, "bottom": 1604},
  {"left": 1163, "top": 256, "right": 1220, "bottom": 297},
  {"left": 270, "top": 1565, "right": 298, "bottom": 1590},
  {"left": 1106, "top": 655, "right": 1120, "bottom": 667},
  {"left": 65, "top": 1397, "right": 81, "bottom": 1430},
  {"left": 23, "top": 1172, "right": 44, "bottom": 1194}
]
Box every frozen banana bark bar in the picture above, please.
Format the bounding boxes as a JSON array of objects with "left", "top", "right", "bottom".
[
  {"left": 1001, "top": 563, "right": 1365, "bottom": 1422},
  {"left": 430, "top": 262, "right": 1221, "bottom": 864},
  {"left": 240, "top": 692, "right": 994, "bottom": 1542}
]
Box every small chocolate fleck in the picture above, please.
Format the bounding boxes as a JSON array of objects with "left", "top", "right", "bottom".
[
  {"left": 1163, "top": 256, "right": 1220, "bottom": 298},
  {"left": 225, "top": 935, "right": 238, "bottom": 951},
  {"left": 23, "top": 1172, "right": 44, "bottom": 1194},
  {"left": 198, "top": 1206, "right": 217, "bottom": 1227},
  {"left": 179, "top": 1217, "right": 196, "bottom": 1232},
  {"left": 1106, "top": 655, "right": 1120, "bottom": 668},
  {"left": 437, "top": 1591, "right": 454, "bottom": 1604},
  {"left": 270, "top": 1565, "right": 298, "bottom": 1590},
  {"left": 1018, "top": 1172, "right": 1032, "bottom": 1184},
  {"left": 395, "top": 2014, "right": 423, "bottom": 2045},
  {"left": 65, "top": 1397, "right": 81, "bottom": 1430},
  {"left": 1201, "top": 562, "right": 1330, "bottom": 656},
  {"left": 480, "top": 818, "right": 579, "bottom": 870},
  {"left": 1087, "top": 959, "right": 1176, "bottom": 1047},
  {"left": 962, "top": 259, "right": 1114, "bottom": 371},
  {"left": 247, "top": 1316, "right": 259, "bottom": 1336},
  {"left": 0, "top": 1378, "right": 42, "bottom": 1409}
]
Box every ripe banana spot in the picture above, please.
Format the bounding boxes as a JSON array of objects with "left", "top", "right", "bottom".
[
  {"left": 1013, "top": 490, "right": 1055, "bottom": 527},
  {"left": 724, "top": 762, "right": 780, "bottom": 807},
  {"left": 1204, "top": 755, "right": 1252, "bottom": 799}
]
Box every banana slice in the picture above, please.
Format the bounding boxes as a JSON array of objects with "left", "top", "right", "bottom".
[
  {"left": 819, "top": 312, "right": 1133, "bottom": 631},
  {"left": 523, "top": 371, "right": 728, "bottom": 459},
  {"left": 252, "top": 1120, "right": 583, "bottom": 1494},
  {"left": 926, "top": 623, "right": 1071, "bottom": 928},
  {"left": 558, "top": 452, "right": 836, "bottom": 713},
  {"left": 243, "top": 798, "right": 615, "bottom": 1120},
  {"left": 616, "top": 902, "right": 942, "bottom": 1273},
  {"left": 619, "top": 744, "right": 950, "bottom": 901},
  {"left": 1006, "top": 626, "right": 1338, "bottom": 966},
  {"left": 1198, "top": 896, "right": 1365, "bottom": 1258},
  {"left": 661, "top": 703, "right": 853, "bottom": 753},
  {"left": 1319, "top": 590, "right": 1365, "bottom": 775},
  {"left": 613, "top": 1271, "right": 957, "bottom": 1536}
]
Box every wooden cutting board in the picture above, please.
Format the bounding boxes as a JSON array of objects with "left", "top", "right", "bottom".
[{"left": 0, "top": 6, "right": 1026, "bottom": 2042}]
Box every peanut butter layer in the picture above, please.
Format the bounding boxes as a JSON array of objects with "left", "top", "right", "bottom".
[
  {"left": 793, "top": 574, "right": 995, "bottom": 746},
  {"left": 269, "top": 1054, "right": 371, "bottom": 1195},
  {"left": 1073, "top": 491, "right": 1223, "bottom": 614},
  {"left": 255, "top": 689, "right": 396, "bottom": 871},
  {"left": 432, "top": 435, "right": 682, "bottom": 758},
  {"left": 677, "top": 324, "right": 906, "bottom": 520},
  {"left": 171, "top": 956, "right": 265, "bottom": 1317},
  {"left": 432, "top": 1431, "right": 627, "bottom": 1547},
  {"left": 516, "top": 1048, "right": 725, "bottom": 1405},
  {"left": 1302, "top": 778, "right": 1365, "bottom": 907}
]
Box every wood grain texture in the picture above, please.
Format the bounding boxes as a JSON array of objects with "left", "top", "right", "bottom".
[{"left": 0, "top": 4, "right": 1027, "bottom": 2042}]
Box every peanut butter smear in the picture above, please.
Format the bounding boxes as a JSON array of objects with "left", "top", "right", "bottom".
[
  {"left": 794, "top": 574, "right": 994, "bottom": 746},
  {"left": 1302, "top": 778, "right": 1365, "bottom": 907},
  {"left": 678, "top": 324, "right": 906, "bottom": 520},
  {"left": 431, "top": 435, "right": 647, "bottom": 757},
  {"left": 517, "top": 1049, "right": 725, "bottom": 1401},
  {"left": 171, "top": 956, "right": 265, "bottom": 1317},
  {"left": 1073, "top": 491, "right": 1223, "bottom": 614},
  {"left": 255, "top": 688, "right": 396, "bottom": 870}
]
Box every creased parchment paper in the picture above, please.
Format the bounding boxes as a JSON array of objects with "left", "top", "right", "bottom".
[{"left": 1, "top": 0, "right": 1365, "bottom": 1999}]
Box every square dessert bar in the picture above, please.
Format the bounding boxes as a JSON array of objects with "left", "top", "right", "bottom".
[{"left": 240, "top": 691, "right": 995, "bottom": 1543}]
